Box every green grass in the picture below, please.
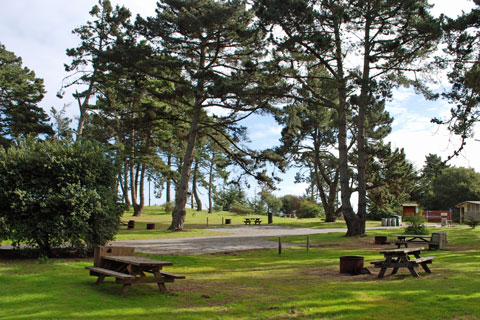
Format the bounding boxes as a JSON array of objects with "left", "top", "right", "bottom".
[
  {"left": 1, "top": 226, "right": 480, "bottom": 319},
  {"left": 115, "top": 206, "right": 381, "bottom": 241}
]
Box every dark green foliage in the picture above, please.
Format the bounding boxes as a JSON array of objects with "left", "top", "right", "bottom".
[
  {"left": 280, "top": 195, "right": 323, "bottom": 218},
  {"left": 411, "top": 154, "right": 449, "bottom": 209},
  {"left": 433, "top": 2, "right": 480, "bottom": 158},
  {"left": 367, "top": 145, "right": 418, "bottom": 218},
  {"left": 0, "top": 43, "right": 53, "bottom": 147},
  {"left": 280, "top": 195, "right": 303, "bottom": 216},
  {"left": 403, "top": 214, "right": 428, "bottom": 235},
  {"left": 296, "top": 199, "right": 324, "bottom": 219},
  {"left": 0, "top": 216, "right": 7, "bottom": 243},
  {"left": 214, "top": 185, "right": 247, "bottom": 212},
  {"left": 430, "top": 167, "right": 480, "bottom": 210},
  {"left": 465, "top": 217, "right": 480, "bottom": 229},
  {"left": 0, "top": 138, "right": 123, "bottom": 255},
  {"left": 163, "top": 202, "right": 175, "bottom": 214},
  {"left": 229, "top": 202, "right": 254, "bottom": 215}
]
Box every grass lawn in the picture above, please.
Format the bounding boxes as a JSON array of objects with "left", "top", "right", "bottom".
[
  {"left": 1, "top": 226, "right": 479, "bottom": 319},
  {"left": 115, "top": 206, "right": 381, "bottom": 241}
]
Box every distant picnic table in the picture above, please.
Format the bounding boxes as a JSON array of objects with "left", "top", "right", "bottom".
[
  {"left": 391, "top": 234, "right": 432, "bottom": 248},
  {"left": 371, "top": 247, "right": 434, "bottom": 278},
  {"left": 243, "top": 218, "right": 262, "bottom": 225}
]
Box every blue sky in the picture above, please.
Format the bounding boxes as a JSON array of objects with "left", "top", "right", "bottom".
[{"left": 1, "top": 0, "right": 478, "bottom": 204}]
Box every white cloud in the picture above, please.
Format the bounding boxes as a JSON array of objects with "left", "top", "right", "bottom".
[
  {"left": 274, "top": 182, "right": 309, "bottom": 197},
  {"left": 249, "top": 124, "right": 282, "bottom": 140}
]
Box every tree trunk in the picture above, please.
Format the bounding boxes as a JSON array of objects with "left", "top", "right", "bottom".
[
  {"left": 169, "top": 106, "right": 202, "bottom": 231},
  {"left": 208, "top": 148, "right": 215, "bottom": 213},
  {"left": 192, "top": 160, "right": 202, "bottom": 211},
  {"left": 133, "top": 163, "right": 146, "bottom": 217},
  {"left": 166, "top": 151, "right": 172, "bottom": 203},
  {"left": 119, "top": 170, "right": 131, "bottom": 210},
  {"left": 333, "top": 17, "right": 358, "bottom": 235},
  {"left": 355, "top": 13, "right": 373, "bottom": 235},
  {"left": 312, "top": 129, "right": 340, "bottom": 223}
]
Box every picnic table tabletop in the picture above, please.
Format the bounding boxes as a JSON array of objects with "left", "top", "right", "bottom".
[
  {"left": 379, "top": 247, "right": 425, "bottom": 255},
  {"left": 391, "top": 234, "right": 432, "bottom": 238},
  {"left": 102, "top": 255, "right": 173, "bottom": 267}
]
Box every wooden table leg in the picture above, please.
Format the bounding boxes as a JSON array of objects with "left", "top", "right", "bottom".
[
  {"left": 153, "top": 271, "right": 167, "bottom": 292},
  {"left": 420, "top": 263, "right": 431, "bottom": 273},
  {"left": 95, "top": 275, "right": 106, "bottom": 285},
  {"left": 408, "top": 267, "right": 419, "bottom": 277},
  {"left": 391, "top": 267, "right": 399, "bottom": 275},
  {"left": 378, "top": 267, "right": 387, "bottom": 278},
  {"left": 121, "top": 283, "right": 131, "bottom": 296}
]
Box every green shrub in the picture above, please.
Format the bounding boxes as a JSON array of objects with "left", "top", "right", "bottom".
[
  {"left": 0, "top": 216, "right": 7, "bottom": 243},
  {"left": 465, "top": 217, "right": 480, "bottom": 229},
  {"left": 403, "top": 214, "right": 428, "bottom": 234},
  {"left": 164, "top": 202, "right": 174, "bottom": 214},
  {"left": 0, "top": 138, "right": 123, "bottom": 255},
  {"left": 296, "top": 200, "right": 324, "bottom": 218},
  {"left": 230, "top": 201, "right": 254, "bottom": 215}
]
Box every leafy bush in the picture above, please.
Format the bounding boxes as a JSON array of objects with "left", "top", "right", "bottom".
[
  {"left": 0, "top": 216, "right": 7, "bottom": 243},
  {"left": 230, "top": 201, "right": 254, "bottom": 215},
  {"left": 465, "top": 217, "right": 480, "bottom": 229},
  {"left": 403, "top": 214, "right": 428, "bottom": 234},
  {"left": 0, "top": 138, "right": 123, "bottom": 255},
  {"left": 164, "top": 202, "right": 174, "bottom": 214},
  {"left": 214, "top": 186, "right": 247, "bottom": 211},
  {"left": 296, "top": 200, "right": 324, "bottom": 218},
  {"left": 280, "top": 195, "right": 303, "bottom": 215}
]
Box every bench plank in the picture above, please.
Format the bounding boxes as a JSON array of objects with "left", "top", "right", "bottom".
[
  {"left": 411, "top": 256, "right": 435, "bottom": 264},
  {"left": 85, "top": 266, "right": 135, "bottom": 280},
  {"left": 160, "top": 271, "right": 186, "bottom": 279}
]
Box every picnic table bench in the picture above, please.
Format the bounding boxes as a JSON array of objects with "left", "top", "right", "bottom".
[
  {"left": 370, "top": 247, "right": 434, "bottom": 278},
  {"left": 86, "top": 246, "right": 185, "bottom": 295},
  {"left": 243, "top": 218, "right": 262, "bottom": 225}
]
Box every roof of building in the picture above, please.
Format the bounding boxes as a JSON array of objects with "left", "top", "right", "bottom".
[
  {"left": 402, "top": 203, "right": 418, "bottom": 207},
  {"left": 456, "top": 201, "right": 480, "bottom": 207}
]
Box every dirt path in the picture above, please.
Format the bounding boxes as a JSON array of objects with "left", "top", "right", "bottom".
[{"left": 112, "top": 225, "right": 404, "bottom": 255}]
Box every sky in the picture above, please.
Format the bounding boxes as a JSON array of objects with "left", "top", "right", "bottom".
[{"left": 1, "top": 0, "right": 478, "bottom": 205}]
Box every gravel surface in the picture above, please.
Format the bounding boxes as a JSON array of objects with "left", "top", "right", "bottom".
[{"left": 112, "top": 225, "right": 404, "bottom": 255}]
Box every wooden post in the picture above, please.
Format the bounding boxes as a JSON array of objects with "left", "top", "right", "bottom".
[
  {"left": 307, "top": 235, "right": 310, "bottom": 252},
  {"left": 278, "top": 237, "right": 282, "bottom": 255},
  {"left": 207, "top": 217, "right": 209, "bottom": 226},
  {"left": 222, "top": 217, "right": 224, "bottom": 225}
]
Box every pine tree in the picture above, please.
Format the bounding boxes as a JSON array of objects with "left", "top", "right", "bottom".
[
  {"left": 139, "top": 0, "right": 283, "bottom": 231},
  {"left": 433, "top": 1, "right": 480, "bottom": 158},
  {"left": 0, "top": 43, "right": 52, "bottom": 147}
]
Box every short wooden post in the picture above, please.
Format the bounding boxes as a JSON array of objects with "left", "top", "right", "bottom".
[
  {"left": 278, "top": 237, "right": 282, "bottom": 255},
  {"left": 207, "top": 217, "right": 209, "bottom": 226},
  {"left": 307, "top": 235, "right": 310, "bottom": 252}
]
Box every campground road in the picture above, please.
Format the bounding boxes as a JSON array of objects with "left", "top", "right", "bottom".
[{"left": 111, "top": 225, "right": 405, "bottom": 255}]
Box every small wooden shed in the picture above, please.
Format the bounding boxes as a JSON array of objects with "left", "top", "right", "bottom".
[
  {"left": 456, "top": 201, "right": 480, "bottom": 224},
  {"left": 402, "top": 203, "right": 418, "bottom": 216}
]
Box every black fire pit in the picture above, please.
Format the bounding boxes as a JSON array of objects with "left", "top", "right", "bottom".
[
  {"left": 374, "top": 236, "right": 388, "bottom": 245},
  {"left": 339, "top": 256, "right": 364, "bottom": 275}
]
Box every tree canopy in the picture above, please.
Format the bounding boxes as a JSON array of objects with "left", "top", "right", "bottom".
[{"left": 0, "top": 43, "right": 53, "bottom": 147}]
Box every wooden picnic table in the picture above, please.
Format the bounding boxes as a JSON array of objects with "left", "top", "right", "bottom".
[
  {"left": 370, "top": 247, "right": 434, "bottom": 278},
  {"left": 86, "top": 249, "right": 185, "bottom": 295},
  {"left": 243, "top": 218, "right": 262, "bottom": 225},
  {"left": 391, "top": 234, "right": 432, "bottom": 248}
]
